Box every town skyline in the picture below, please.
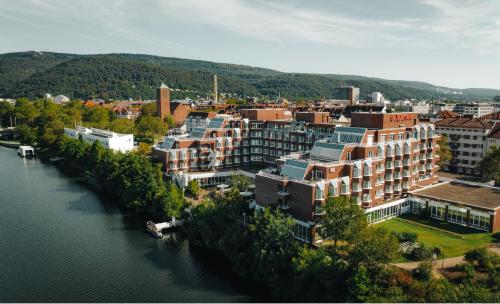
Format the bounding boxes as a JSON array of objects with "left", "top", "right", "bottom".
[{"left": 1, "top": 0, "right": 500, "bottom": 89}]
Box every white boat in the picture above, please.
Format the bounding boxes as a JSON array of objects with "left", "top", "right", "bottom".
[
  {"left": 147, "top": 217, "right": 184, "bottom": 238},
  {"left": 17, "top": 146, "right": 35, "bottom": 157}
]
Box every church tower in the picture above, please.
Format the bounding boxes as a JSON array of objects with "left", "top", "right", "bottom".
[{"left": 157, "top": 82, "right": 171, "bottom": 119}]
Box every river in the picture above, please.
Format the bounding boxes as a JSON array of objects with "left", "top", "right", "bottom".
[{"left": 0, "top": 146, "right": 262, "bottom": 302}]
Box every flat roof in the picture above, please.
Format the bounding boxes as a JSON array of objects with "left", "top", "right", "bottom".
[{"left": 412, "top": 181, "right": 500, "bottom": 210}]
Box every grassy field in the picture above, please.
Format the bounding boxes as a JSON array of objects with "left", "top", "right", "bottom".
[{"left": 377, "top": 216, "right": 493, "bottom": 258}]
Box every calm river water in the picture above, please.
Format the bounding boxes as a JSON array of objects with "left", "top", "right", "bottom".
[{"left": 0, "top": 146, "right": 262, "bottom": 302}]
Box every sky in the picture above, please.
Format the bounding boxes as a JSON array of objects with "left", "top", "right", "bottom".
[{"left": 1, "top": 0, "right": 500, "bottom": 89}]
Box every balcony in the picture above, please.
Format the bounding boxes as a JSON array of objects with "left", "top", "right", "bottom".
[
  {"left": 277, "top": 190, "right": 290, "bottom": 197},
  {"left": 278, "top": 203, "right": 290, "bottom": 210}
]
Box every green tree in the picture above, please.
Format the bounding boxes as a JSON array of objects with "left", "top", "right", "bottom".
[
  {"left": 107, "top": 118, "right": 135, "bottom": 134},
  {"left": 164, "top": 114, "right": 175, "bottom": 129},
  {"left": 231, "top": 174, "right": 251, "bottom": 192},
  {"left": 437, "top": 134, "right": 452, "bottom": 167},
  {"left": 83, "top": 107, "right": 111, "bottom": 129},
  {"left": 140, "top": 103, "right": 157, "bottom": 116},
  {"left": 0, "top": 101, "right": 15, "bottom": 127},
  {"left": 317, "top": 195, "right": 367, "bottom": 247},
  {"left": 247, "top": 208, "right": 299, "bottom": 294},
  {"left": 161, "top": 182, "right": 185, "bottom": 218},
  {"left": 349, "top": 227, "right": 400, "bottom": 267},
  {"left": 15, "top": 98, "right": 38, "bottom": 124},
  {"left": 186, "top": 179, "right": 200, "bottom": 197},
  {"left": 135, "top": 115, "right": 168, "bottom": 142},
  {"left": 17, "top": 124, "right": 38, "bottom": 145},
  {"left": 478, "top": 146, "right": 500, "bottom": 185}
]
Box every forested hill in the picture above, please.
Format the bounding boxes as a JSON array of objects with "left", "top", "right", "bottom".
[{"left": 1, "top": 51, "right": 499, "bottom": 101}]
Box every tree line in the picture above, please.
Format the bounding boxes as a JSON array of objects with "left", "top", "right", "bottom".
[
  {"left": 188, "top": 192, "right": 499, "bottom": 302},
  {"left": 0, "top": 98, "right": 186, "bottom": 219}
]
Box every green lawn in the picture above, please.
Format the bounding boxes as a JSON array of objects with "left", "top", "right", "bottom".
[{"left": 377, "top": 216, "right": 493, "bottom": 258}]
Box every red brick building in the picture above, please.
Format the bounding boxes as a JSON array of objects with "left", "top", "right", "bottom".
[
  {"left": 156, "top": 83, "right": 191, "bottom": 125},
  {"left": 255, "top": 112, "right": 441, "bottom": 242}
]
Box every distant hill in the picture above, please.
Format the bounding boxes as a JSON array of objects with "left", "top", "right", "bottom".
[{"left": 1, "top": 51, "right": 499, "bottom": 101}]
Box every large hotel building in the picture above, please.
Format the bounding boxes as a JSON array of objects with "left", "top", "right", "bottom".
[
  {"left": 153, "top": 108, "right": 500, "bottom": 239},
  {"left": 254, "top": 112, "right": 441, "bottom": 241},
  {"left": 152, "top": 109, "right": 337, "bottom": 185}
]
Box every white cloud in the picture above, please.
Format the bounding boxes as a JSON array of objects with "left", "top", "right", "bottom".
[{"left": 156, "top": 0, "right": 500, "bottom": 53}]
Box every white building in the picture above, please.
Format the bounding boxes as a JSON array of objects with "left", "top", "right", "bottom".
[
  {"left": 53, "top": 95, "right": 70, "bottom": 104},
  {"left": 64, "top": 126, "right": 134, "bottom": 153},
  {"left": 435, "top": 117, "right": 493, "bottom": 175},
  {"left": 454, "top": 103, "right": 495, "bottom": 118},
  {"left": 431, "top": 102, "right": 456, "bottom": 115},
  {"left": 411, "top": 102, "right": 430, "bottom": 115},
  {"left": 44, "top": 93, "right": 53, "bottom": 100},
  {"left": 371, "top": 92, "right": 384, "bottom": 104},
  {"left": 485, "top": 123, "right": 500, "bottom": 153}
]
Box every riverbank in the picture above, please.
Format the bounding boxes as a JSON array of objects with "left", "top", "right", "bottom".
[
  {"left": 0, "top": 146, "right": 265, "bottom": 302},
  {"left": 0, "top": 139, "right": 20, "bottom": 148}
]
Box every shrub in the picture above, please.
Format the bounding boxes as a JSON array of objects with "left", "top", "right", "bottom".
[
  {"left": 492, "top": 232, "right": 500, "bottom": 244},
  {"left": 456, "top": 262, "right": 475, "bottom": 280},
  {"left": 409, "top": 244, "right": 433, "bottom": 261},
  {"left": 185, "top": 180, "right": 200, "bottom": 197},
  {"left": 392, "top": 231, "right": 418, "bottom": 243},
  {"left": 464, "top": 248, "right": 499, "bottom": 269},
  {"left": 413, "top": 261, "right": 432, "bottom": 281}
]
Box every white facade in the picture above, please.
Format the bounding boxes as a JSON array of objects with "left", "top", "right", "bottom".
[
  {"left": 411, "top": 102, "right": 430, "bottom": 115},
  {"left": 431, "top": 103, "right": 456, "bottom": 115},
  {"left": 53, "top": 95, "right": 70, "bottom": 104},
  {"left": 454, "top": 103, "right": 495, "bottom": 118},
  {"left": 435, "top": 125, "right": 490, "bottom": 174},
  {"left": 64, "top": 126, "right": 134, "bottom": 153},
  {"left": 485, "top": 123, "right": 500, "bottom": 152},
  {"left": 371, "top": 92, "right": 384, "bottom": 104}
]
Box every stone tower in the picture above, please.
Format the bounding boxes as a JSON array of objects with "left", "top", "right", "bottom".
[{"left": 157, "top": 82, "right": 170, "bottom": 119}]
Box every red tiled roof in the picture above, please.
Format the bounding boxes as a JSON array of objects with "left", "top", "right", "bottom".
[
  {"left": 437, "top": 110, "right": 459, "bottom": 119},
  {"left": 435, "top": 117, "right": 493, "bottom": 129},
  {"left": 487, "top": 123, "right": 500, "bottom": 139},
  {"left": 481, "top": 111, "right": 500, "bottom": 121}
]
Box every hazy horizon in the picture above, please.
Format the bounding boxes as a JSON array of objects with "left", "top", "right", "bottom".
[{"left": 1, "top": 0, "right": 500, "bottom": 90}]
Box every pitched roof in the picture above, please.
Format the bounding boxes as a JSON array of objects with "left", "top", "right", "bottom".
[
  {"left": 435, "top": 117, "right": 493, "bottom": 129},
  {"left": 487, "top": 123, "right": 500, "bottom": 139},
  {"left": 437, "top": 110, "right": 459, "bottom": 119},
  {"left": 481, "top": 111, "right": 500, "bottom": 121}
]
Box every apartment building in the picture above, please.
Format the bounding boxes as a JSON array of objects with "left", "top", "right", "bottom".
[
  {"left": 64, "top": 126, "right": 134, "bottom": 153},
  {"left": 410, "top": 102, "right": 430, "bottom": 115},
  {"left": 431, "top": 102, "right": 456, "bottom": 115},
  {"left": 255, "top": 112, "right": 440, "bottom": 242},
  {"left": 485, "top": 123, "right": 500, "bottom": 152},
  {"left": 453, "top": 103, "right": 495, "bottom": 118},
  {"left": 435, "top": 117, "right": 493, "bottom": 175}
]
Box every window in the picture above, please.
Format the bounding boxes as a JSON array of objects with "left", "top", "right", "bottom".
[
  {"left": 469, "top": 213, "right": 489, "bottom": 231},
  {"left": 353, "top": 182, "right": 361, "bottom": 192},
  {"left": 447, "top": 208, "right": 467, "bottom": 225},
  {"left": 328, "top": 182, "right": 337, "bottom": 196},
  {"left": 346, "top": 152, "right": 351, "bottom": 161},
  {"left": 430, "top": 205, "right": 445, "bottom": 220},
  {"left": 341, "top": 178, "right": 350, "bottom": 194}
]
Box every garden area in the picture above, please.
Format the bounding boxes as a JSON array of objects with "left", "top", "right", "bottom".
[{"left": 377, "top": 215, "right": 494, "bottom": 259}]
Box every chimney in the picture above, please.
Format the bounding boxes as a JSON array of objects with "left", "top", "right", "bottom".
[{"left": 212, "top": 75, "right": 218, "bottom": 104}]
